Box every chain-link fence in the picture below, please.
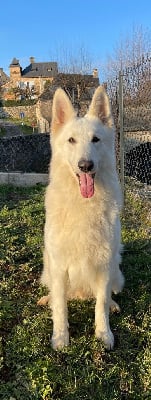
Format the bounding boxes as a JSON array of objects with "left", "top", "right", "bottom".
[{"left": 106, "top": 55, "right": 151, "bottom": 197}]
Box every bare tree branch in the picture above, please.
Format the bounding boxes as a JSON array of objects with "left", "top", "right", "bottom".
[{"left": 101, "top": 25, "right": 151, "bottom": 80}]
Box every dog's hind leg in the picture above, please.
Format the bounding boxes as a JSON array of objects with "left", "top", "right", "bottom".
[
  {"left": 37, "top": 249, "right": 51, "bottom": 306},
  {"left": 112, "top": 267, "right": 124, "bottom": 294},
  {"left": 110, "top": 298, "right": 120, "bottom": 313}
]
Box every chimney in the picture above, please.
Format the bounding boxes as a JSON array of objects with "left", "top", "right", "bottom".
[
  {"left": 30, "top": 56, "right": 35, "bottom": 64},
  {"left": 93, "top": 68, "right": 98, "bottom": 78}
]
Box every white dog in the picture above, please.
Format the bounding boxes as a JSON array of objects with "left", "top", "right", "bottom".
[{"left": 38, "top": 85, "right": 124, "bottom": 350}]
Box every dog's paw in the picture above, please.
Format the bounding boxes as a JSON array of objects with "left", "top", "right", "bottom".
[
  {"left": 112, "top": 271, "right": 125, "bottom": 294},
  {"left": 37, "top": 295, "right": 50, "bottom": 306},
  {"left": 110, "top": 299, "right": 120, "bottom": 313},
  {"left": 95, "top": 329, "right": 114, "bottom": 350},
  {"left": 51, "top": 331, "right": 69, "bottom": 350}
]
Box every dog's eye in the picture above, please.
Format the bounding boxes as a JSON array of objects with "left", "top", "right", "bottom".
[
  {"left": 68, "top": 137, "right": 76, "bottom": 144},
  {"left": 92, "top": 136, "right": 100, "bottom": 143}
]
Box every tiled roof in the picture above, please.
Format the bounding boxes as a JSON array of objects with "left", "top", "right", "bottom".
[
  {"left": 10, "top": 58, "right": 20, "bottom": 67},
  {"left": 22, "top": 62, "right": 58, "bottom": 78}
]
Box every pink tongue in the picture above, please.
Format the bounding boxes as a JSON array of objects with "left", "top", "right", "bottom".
[{"left": 79, "top": 173, "right": 94, "bottom": 198}]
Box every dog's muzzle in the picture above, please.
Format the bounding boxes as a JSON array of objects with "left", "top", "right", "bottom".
[{"left": 77, "top": 159, "right": 95, "bottom": 198}]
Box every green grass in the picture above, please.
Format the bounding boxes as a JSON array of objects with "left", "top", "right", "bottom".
[
  {"left": 0, "top": 117, "right": 38, "bottom": 135},
  {"left": 13, "top": 117, "right": 38, "bottom": 134},
  {"left": 0, "top": 126, "right": 6, "bottom": 137},
  {"left": 0, "top": 184, "right": 151, "bottom": 400}
]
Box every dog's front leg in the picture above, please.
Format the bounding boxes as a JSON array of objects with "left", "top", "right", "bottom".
[
  {"left": 95, "top": 276, "right": 114, "bottom": 349},
  {"left": 51, "top": 271, "right": 69, "bottom": 350}
]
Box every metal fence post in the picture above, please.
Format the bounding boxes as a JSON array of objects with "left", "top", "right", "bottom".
[{"left": 119, "top": 71, "right": 124, "bottom": 198}]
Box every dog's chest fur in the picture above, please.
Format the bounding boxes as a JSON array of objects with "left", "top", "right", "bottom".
[{"left": 45, "top": 179, "right": 118, "bottom": 269}]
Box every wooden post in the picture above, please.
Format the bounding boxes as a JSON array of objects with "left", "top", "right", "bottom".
[{"left": 119, "top": 71, "right": 124, "bottom": 198}]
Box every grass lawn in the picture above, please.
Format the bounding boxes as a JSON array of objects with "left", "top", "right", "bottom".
[
  {"left": 0, "top": 184, "right": 151, "bottom": 400},
  {"left": 0, "top": 127, "right": 7, "bottom": 137},
  {"left": 0, "top": 117, "right": 38, "bottom": 136}
]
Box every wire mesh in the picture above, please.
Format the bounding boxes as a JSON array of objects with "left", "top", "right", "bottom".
[
  {"left": 123, "top": 55, "right": 151, "bottom": 186},
  {"left": 106, "top": 55, "right": 151, "bottom": 191}
]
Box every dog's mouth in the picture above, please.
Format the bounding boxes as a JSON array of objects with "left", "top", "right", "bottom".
[{"left": 77, "top": 173, "right": 95, "bottom": 198}]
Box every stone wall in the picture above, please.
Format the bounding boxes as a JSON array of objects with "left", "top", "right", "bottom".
[
  {"left": 0, "top": 105, "right": 36, "bottom": 123},
  {"left": 0, "top": 134, "right": 51, "bottom": 173}
]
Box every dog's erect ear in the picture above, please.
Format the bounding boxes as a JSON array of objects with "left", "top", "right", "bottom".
[
  {"left": 51, "top": 88, "right": 76, "bottom": 134},
  {"left": 87, "top": 86, "right": 113, "bottom": 128}
]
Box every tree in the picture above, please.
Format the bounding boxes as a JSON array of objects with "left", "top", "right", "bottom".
[
  {"left": 49, "top": 44, "right": 93, "bottom": 75},
  {"left": 101, "top": 25, "right": 151, "bottom": 80},
  {"left": 7, "top": 84, "right": 38, "bottom": 101},
  {"left": 39, "top": 72, "right": 99, "bottom": 124},
  {"left": 37, "top": 45, "right": 99, "bottom": 126}
]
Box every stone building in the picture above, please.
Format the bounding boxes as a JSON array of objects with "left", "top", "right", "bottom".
[
  {"left": 1, "top": 57, "right": 58, "bottom": 100},
  {"left": 1, "top": 57, "right": 100, "bottom": 132},
  {"left": 36, "top": 71, "right": 100, "bottom": 132}
]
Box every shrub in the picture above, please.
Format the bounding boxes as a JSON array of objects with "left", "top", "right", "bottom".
[{"left": 3, "top": 99, "right": 37, "bottom": 107}]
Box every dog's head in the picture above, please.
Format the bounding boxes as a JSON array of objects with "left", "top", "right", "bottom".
[{"left": 50, "top": 86, "right": 115, "bottom": 198}]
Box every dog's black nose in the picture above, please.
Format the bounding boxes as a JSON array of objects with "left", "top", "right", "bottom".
[{"left": 78, "top": 159, "right": 94, "bottom": 172}]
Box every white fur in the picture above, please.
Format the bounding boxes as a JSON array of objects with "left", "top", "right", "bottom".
[{"left": 39, "top": 86, "right": 124, "bottom": 350}]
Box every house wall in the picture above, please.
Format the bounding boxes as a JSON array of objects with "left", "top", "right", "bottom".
[
  {"left": 10, "top": 66, "right": 21, "bottom": 82},
  {"left": 3, "top": 72, "right": 54, "bottom": 100}
]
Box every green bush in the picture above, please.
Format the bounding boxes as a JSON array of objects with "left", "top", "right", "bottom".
[{"left": 2, "top": 99, "right": 37, "bottom": 107}]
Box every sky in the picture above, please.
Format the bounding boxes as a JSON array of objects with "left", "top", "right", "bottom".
[{"left": 1, "top": 0, "right": 151, "bottom": 80}]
